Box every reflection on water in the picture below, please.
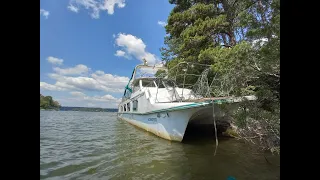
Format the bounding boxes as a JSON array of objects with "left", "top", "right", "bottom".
[{"left": 40, "top": 111, "right": 280, "bottom": 180}]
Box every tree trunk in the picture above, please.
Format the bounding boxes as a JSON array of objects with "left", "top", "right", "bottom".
[
  {"left": 221, "top": 0, "right": 236, "bottom": 46},
  {"left": 258, "top": 0, "right": 272, "bottom": 40},
  {"left": 222, "top": 34, "right": 227, "bottom": 45},
  {"left": 227, "top": 31, "right": 236, "bottom": 46},
  {"left": 258, "top": 0, "right": 267, "bottom": 24}
]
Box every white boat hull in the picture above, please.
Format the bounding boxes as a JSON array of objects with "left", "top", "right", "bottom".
[
  {"left": 117, "top": 107, "right": 202, "bottom": 142},
  {"left": 117, "top": 101, "right": 238, "bottom": 142},
  {"left": 116, "top": 63, "right": 256, "bottom": 142}
]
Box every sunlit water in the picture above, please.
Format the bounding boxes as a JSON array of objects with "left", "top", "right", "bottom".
[{"left": 40, "top": 111, "right": 280, "bottom": 180}]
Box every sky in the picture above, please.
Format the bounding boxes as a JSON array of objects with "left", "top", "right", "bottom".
[{"left": 40, "top": 0, "right": 174, "bottom": 108}]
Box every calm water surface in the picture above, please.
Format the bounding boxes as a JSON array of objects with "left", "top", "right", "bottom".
[{"left": 40, "top": 111, "right": 280, "bottom": 180}]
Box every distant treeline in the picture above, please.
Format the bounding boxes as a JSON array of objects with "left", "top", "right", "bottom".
[{"left": 60, "top": 106, "right": 118, "bottom": 112}]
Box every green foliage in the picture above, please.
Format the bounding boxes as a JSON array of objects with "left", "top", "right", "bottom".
[
  {"left": 167, "top": 3, "right": 219, "bottom": 37},
  {"left": 162, "top": 0, "right": 280, "bottom": 153},
  {"left": 232, "top": 100, "right": 280, "bottom": 152},
  {"left": 40, "top": 94, "right": 61, "bottom": 110},
  {"left": 155, "top": 69, "right": 167, "bottom": 77}
]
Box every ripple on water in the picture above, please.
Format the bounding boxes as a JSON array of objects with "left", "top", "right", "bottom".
[{"left": 40, "top": 111, "right": 280, "bottom": 180}]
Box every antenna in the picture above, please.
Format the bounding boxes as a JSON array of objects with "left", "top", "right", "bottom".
[{"left": 143, "top": 58, "right": 148, "bottom": 66}]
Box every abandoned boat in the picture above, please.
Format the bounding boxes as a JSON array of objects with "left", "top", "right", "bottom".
[{"left": 117, "top": 60, "right": 256, "bottom": 142}]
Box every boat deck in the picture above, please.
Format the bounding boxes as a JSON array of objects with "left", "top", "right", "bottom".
[{"left": 182, "top": 95, "right": 256, "bottom": 104}]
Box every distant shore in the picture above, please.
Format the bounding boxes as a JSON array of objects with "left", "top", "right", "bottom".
[{"left": 41, "top": 106, "right": 118, "bottom": 112}]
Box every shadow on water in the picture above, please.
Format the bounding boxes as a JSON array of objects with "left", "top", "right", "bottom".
[
  {"left": 182, "top": 123, "right": 224, "bottom": 143},
  {"left": 112, "top": 118, "right": 280, "bottom": 180},
  {"left": 181, "top": 123, "right": 280, "bottom": 180}
]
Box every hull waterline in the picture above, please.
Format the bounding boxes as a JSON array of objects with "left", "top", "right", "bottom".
[{"left": 117, "top": 108, "right": 200, "bottom": 142}]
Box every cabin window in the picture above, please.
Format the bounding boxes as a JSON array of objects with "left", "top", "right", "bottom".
[
  {"left": 124, "top": 89, "right": 132, "bottom": 99},
  {"left": 155, "top": 79, "right": 165, "bottom": 88},
  {"left": 127, "top": 102, "right": 131, "bottom": 112},
  {"left": 141, "top": 79, "right": 157, "bottom": 87},
  {"left": 133, "top": 86, "right": 140, "bottom": 92},
  {"left": 133, "top": 100, "right": 138, "bottom": 111},
  {"left": 133, "top": 80, "right": 140, "bottom": 92},
  {"left": 163, "top": 79, "right": 176, "bottom": 88},
  {"left": 124, "top": 104, "right": 127, "bottom": 112}
]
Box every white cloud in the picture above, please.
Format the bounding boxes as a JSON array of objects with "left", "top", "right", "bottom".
[
  {"left": 70, "top": 91, "right": 86, "bottom": 97},
  {"left": 89, "top": 94, "right": 118, "bottom": 102},
  {"left": 41, "top": 68, "right": 129, "bottom": 93},
  {"left": 40, "top": 9, "right": 50, "bottom": 19},
  {"left": 115, "top": 50, "right": 126, "bottom": 57},
  {"left": 95, "top": 70, "right": 105, "bottom": 75},
  {"left": 67, "top": 4, "right": 79, "bottom": 13},
  {"left": 87, "top": 103, "right": 97, "bottom": 107},
  {"left": 55, "top": 92, "right": 121, "bottom": 108},
  {"left": 102, "top": 0, "right": 126, "bottom": 15},
  {"left": 53, "top": 64, "right": 90, "bottom": 75},
  {"left": 157, "top": 21, "right": 167, "bottom": 27},
  {"left": 115, "top": 33, "right": 159, "bottom": 65},
  {"left": 56, "top": 97, "right": 120, "bottom": 108},
  {"left": 69, "top": 91, "right": 121, "bottom": 107},
  {"left": 115, "top": 50, "right": 130, "bottom": 59},
  {"left": 47, "top": 56, "right": 64, "bottom": 66},
  {"left": 41, "top": 61, "right": 129, "bottom": 108},
  {"left": 40, "top": 82, "right": 66, "bottom": 91},
  {"left": 91, "top": 70, "right": 129, "bottom": 91},
  {"left": 55, "top": 81, "right": 79, "bottom": 91},
  {"left": 68, "top": 0, "right": 126, "bottom": 19}
]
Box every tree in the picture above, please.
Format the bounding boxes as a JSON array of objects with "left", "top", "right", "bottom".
[
  {"left": 40, "top": 94, "right": 61, "bottom": 110},
  {"left": 162, "top": 0, "right": 280, "bottom": 153}
]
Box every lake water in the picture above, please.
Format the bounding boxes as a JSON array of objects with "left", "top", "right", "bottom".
[{"left": 40, "top": 111, "right": 280, "bottom": 180}]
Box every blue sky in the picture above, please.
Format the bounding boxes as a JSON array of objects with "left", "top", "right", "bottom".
[{"left": 40, "top": 0, "right": 174, "bottom": 108}]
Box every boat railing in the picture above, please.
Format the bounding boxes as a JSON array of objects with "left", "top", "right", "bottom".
[
  {"left": 123, "top": 61, "right": 254, "bottom": 104},
  {"left": 139, "top": 62, "right": 237, "bottom": 103}
]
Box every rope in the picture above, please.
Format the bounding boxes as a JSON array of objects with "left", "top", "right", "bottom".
[{"left": 213, "top": 100, "right": 218, "bottom": 156}]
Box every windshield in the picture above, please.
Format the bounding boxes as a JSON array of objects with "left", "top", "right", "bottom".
[
  {"left": 134, "top": 66, "right": 167, "bottom": 79},
  {"left": 154, "top": 79, "right": 177, "bottom": 88}
]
